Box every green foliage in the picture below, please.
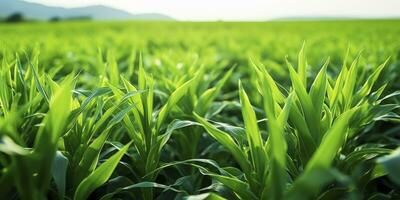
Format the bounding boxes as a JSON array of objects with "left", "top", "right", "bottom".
[{"left": 0, "top": 20, "right": 399, "bottom": 199}]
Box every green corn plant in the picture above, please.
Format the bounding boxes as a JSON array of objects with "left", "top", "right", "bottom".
[
  {"left": 193, "top": 81, "right": 294, "bottom": 199},
  {"left": 112, "top": 68, "right": 239, "bottom": 198},
  {"left": 165, "top": 65, "right": 237, "bottom": 196},
  {"left": 268, "top": 47, "right": 398, "bottom": 199},
  {"left": 0, "top": 54, "right": 134, "bottom": 200},
  {"left": 165, "top": 64, "right": 235, "bottom": 162},
  {"left": 60, "top": 52, "right": 146, "bottom": 200},
  {"left": 62, "top": 86, "right": 135, "bottom": 199},
  {"left": 0, "top": 53, "right": 74, "bottom": 199},
  {"left": 73, "top": 141, "right": 132, "bottom": 200},
  {"left": 289, "top": 47, "right": 397, "bottom": 198},
  {"left": 193, "top": 46, "right": 399, "bottom": 199},
  {"left": 95, "top": 54, "right": 199, "bottom": 199}
]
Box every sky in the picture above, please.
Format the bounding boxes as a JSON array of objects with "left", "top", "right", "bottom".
[{"left": 25, "top": 0, "right": 400, "bottom": 21}]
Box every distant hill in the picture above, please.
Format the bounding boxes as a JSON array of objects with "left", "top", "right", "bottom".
[{"left": 0, "top": 0, "right": 174, "bottom": 20}]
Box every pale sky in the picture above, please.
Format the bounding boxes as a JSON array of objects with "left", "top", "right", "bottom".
[{"left": 25, "top": 0, "right": 400, "bottom": 21}]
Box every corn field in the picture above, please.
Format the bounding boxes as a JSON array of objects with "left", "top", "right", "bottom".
[{"left": 0, "top": 20, "right": 399, "bottom": 199}]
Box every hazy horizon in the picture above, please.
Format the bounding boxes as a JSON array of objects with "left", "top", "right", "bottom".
[{"left": 22, "top": 0, "right": 400, "bottom": 21}]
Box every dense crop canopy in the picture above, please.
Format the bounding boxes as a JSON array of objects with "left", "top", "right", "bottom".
[{"left": 0, "top": 21, "right": 399, "bottom": 199}]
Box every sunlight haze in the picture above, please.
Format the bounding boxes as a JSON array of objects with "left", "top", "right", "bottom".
[{"left": 24, "top": 0, "right": 400, "bottom": 21}]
